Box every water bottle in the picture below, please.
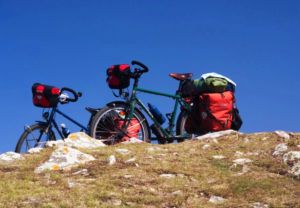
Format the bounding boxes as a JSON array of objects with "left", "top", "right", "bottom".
[
  {"left": 61, "top": 123, "right": 70, "bottom": 138},
  {"left": 148, "top": 103, "right": 166, "bottom": 125}
]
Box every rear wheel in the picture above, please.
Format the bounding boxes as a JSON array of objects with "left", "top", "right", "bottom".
[
  {"left": 15, "top": 124, "right": 56, "bottom": 153},
  {"left": 90, "top": 104, "right": 150, "bottom": 144},
  {"left": 176, "top": 111, "right": 192, "bottom": 142}
]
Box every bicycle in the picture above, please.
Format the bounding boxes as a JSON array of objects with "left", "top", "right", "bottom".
[
  {"left": 89, "top": 60, "right": 194, "bottom": 144},
  {"left": 15, "top": 86, "right": 90, "bottom": 153}
]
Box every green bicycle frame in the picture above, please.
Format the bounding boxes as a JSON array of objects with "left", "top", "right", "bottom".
[{"left": 126, "top": 84, "right": 191, "bottom": 140}]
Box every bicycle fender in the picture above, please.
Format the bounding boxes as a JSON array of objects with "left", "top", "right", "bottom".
[{"left": 35, "top": 121, "right": 48, "bottom": 126}]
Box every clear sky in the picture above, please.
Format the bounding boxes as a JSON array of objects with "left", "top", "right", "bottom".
[{"left": 1, "top": 0, "right": 299, "bottom": 153}]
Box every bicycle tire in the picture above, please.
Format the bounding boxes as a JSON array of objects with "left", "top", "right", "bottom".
[
  {"left": 15, "top": 124, "right": 56, "bottom": 153},
  {"left": 90, "top": 104, "right": 150, "bottom": 144},
  {"left": 176, "top": 111, "right": 192, "bottom": 142}
]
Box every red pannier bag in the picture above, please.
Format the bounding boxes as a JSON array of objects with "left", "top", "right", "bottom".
[
  {"left": 115, "top": 118, "right": 141, "bottom": 141},
  {"left": 106, "top": 64, "right": 131, "bottom": 89},
  {"left": 199, "top": 91, "right": 234, "bottom": 131},
  {"left": 32, "top": 83, "right": 61, "bottom": 108}
]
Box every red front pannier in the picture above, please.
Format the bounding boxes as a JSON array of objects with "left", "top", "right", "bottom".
[
  {"left": 106, "top": 64, "right": 131, "bottom": 89},
  {"left": 32, "top": 83, "right": 61, "bottom": 108},
  {"left": 115, "top": 118, "right": 141, "bottom": 141},
  {"left": 199, "top": 91, "right": 234, "bottom": 131}
]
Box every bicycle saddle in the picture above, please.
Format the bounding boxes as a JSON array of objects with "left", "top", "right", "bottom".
[{"left": 169, "top": 73, "right": 193, "bottom": 81}]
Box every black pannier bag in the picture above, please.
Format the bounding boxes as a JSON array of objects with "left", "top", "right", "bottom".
[
  {"left": 32, "top": 83, "right": 61, "bottom": 108},
  {"left": 231, "top": 107, "right": 243, "bottom": 130},
  {"left": 106, "top": 64, "right": 131, "bottom": 89}
]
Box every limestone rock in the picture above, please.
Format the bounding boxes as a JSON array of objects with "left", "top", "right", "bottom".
[
  {"left": 283, "top": 151, "right": 300, "bottom": 165},
  {"left": 64, "top": 132, "right": 106, "bottom": 149},
  {"left": 28, "top": 147, "right": 43, "bottom": 154},
  {"left": 125, "top": 157, "right": 136, "bottom": 163},
  {"left": 202, "top": 144, "right": 210, "bottom": 150},
  {"left": 209, "top": 195, "right": 226, "bottom": 204},
  {"left": 233, "top": 158, "right": 252, "bottom": 165},
  {"left": 121, "top": 137, "right": 143, "bottom": 144},
  {"left": 290, "top": 162, "right": 300, "bottom": 178},
  {"left": 274, "top": 131, "right": 290, "bottom": 140},
  {"left": 45, "top": 140, "right": 64, "bottom": 148},
  {"left": 172, "top": 190, "right": 183, "bottom": 195},
  {"left": 273, "top": 143, "right": 288, "bottom": 156},
  {"left": 116, "top": 148, "right": 130, "bottom": 155},
  {"left": 212, "top": 155, "right": 226, "bottom": 160},
  {"left": 107, "top": 155, "right": 116, "bottom": 165},
  {"left": 159, "top": 174, "right": 176, "bottom": 179},
  {"left": 0, "top": 151, "right": 23, "bottom": 162},
  {"left": 196, "top": 130, "right": 238, "bottom": 140},
  {"left": 252, "top": 202, "right": 269, "bottom": 208},
  {"left": 35, "top": 146, "right": 95, "bottom": 173}
]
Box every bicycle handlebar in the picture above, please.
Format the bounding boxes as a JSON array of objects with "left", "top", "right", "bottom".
[
  {"left": 131, "top": 60, "right": 149, "bottom": 73},
  {"left": 60, "top": 87, "right": 82, "bottom": 103}
]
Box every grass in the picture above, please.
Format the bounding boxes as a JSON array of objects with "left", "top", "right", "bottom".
[{"left": 0, "top": 132, "right": 299, "bottom": 207}]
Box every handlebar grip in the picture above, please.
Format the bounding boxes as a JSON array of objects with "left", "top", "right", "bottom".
[
  {"left": 60, "top": 87, "right": 79, "bottom": 102},
  {"left": 131, "top": 60, "right": 149, "bottom": 72}
]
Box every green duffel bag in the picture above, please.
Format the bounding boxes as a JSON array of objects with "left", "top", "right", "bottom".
[
  {"left": 204, "top": 77, "right": 228, "bottom": 92},
  {"left": 194, "top": 77, "right": 228, "bottom": 93}
]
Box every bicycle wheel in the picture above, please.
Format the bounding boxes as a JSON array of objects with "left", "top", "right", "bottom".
[
  {"left": 176, "top": 111, "right": 192, "bottom": 142},
  {"left": 90, "top": 104, "right": 150, "bottom": 144},
  {"left": 176, "top": 111, "right": 208, "bottom": 142},
  {"left": 15, "top": 124, "right": 56, "bottom": 153}
]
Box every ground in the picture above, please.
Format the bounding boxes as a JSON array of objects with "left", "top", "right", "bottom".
[{"left": 0, "top": 132, "right": 299, "bottom": 208}]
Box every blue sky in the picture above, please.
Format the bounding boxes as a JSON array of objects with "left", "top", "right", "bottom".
[{"left": 0, "top": 0, "right": 299, "bottom": 153}]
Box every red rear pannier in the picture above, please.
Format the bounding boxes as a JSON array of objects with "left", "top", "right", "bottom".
[
  {"left": 106, "top": 64, "right": 131, "bottom": 89},
  {"left": 32, "top": 83, "right": 61, "bottom": 108},
  {"left": 115, "top": 118, "right": 141, "bottom": 141},
  {"left": 199, "top": 91, "right": 234, "bottom": 131}
]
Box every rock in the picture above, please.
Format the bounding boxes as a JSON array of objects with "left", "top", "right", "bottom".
[
  {"left": 67, "top": 179, "right": 77, "bottom": 188},
  {"left": 0, "top": 151, "right": 23, "bottom": 162},
  {"left": 196, "top": 130, "right": 238, "bottom": 140},
  {"left": 283, "top": 151, "right": 300, "bottom": 165},
  {"left": 72, "top": 169, "right": 89, "bottom": 176},
  {"left": 35, "top": 146, "right": 95, "bottom": 173},
  {"left": 28, "top": 147, "right": 43, "bottom": 154},
  {"left": 159, "top": 174, "right": 176, "bottom": 179},
  {"left": 45, "top": 140, "right": 64, "bottom": 147},
  {"left": 172, "top": 190, "right": 183, "bottom": 195},
  {"left": 289, "top": 162, "right": 300, "bottom": 178},
  {"left": 124, "top": 174, "right": 133, "bottom": 179},
  {"left": 212, "top": 155, "right": 226, "bottom": 160},
  {"left": 209, "top": 195, "right": 226, "bottom": 204},
  {"left": 116, "top": 148, "right": 130, "bottom": 155},
  {"left": 107, "top": 155, "right": 116, "bottom": 166},
  {"left": 234, "top": 151, "right": 244, "bottom": 157},
  {"left": 252, "top": 202, "right": 269, "bottom": 208},
  {"left": 125, "top": 157, "right": 136, "bottom": 163},
  {"left": 121, "top": 137, "right": 143, "bottom": 144},
  {"left": 64, "top": 132, "right": 106, "bottom": 149},
  {"left": 177, "top": 173, "right": 186, "bottom": 178},
  {"left": 233, "top": 158, "right": 252, "bottom": 165},
  {"left": 274, "top": 131, "right": 290, "bottom": 140},
  {"left": 235, "top": 165, "right": 251, "bottom": 176},
  {"left": 272, "top": 143, "right": 288, "bottom": 156},
  {"left": 202, "top": 144, "right": 210, "bottom": 150},
  {"left": 108, "top": 199, "right": 122, "bottom": 206}
]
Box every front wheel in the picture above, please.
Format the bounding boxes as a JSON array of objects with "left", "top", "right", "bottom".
[
  {"left": 90, "top": 104, "right": 151, "bottom": 144},
  {"left": 15, "top": 124, "right": 56, "bottom": 153}
]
